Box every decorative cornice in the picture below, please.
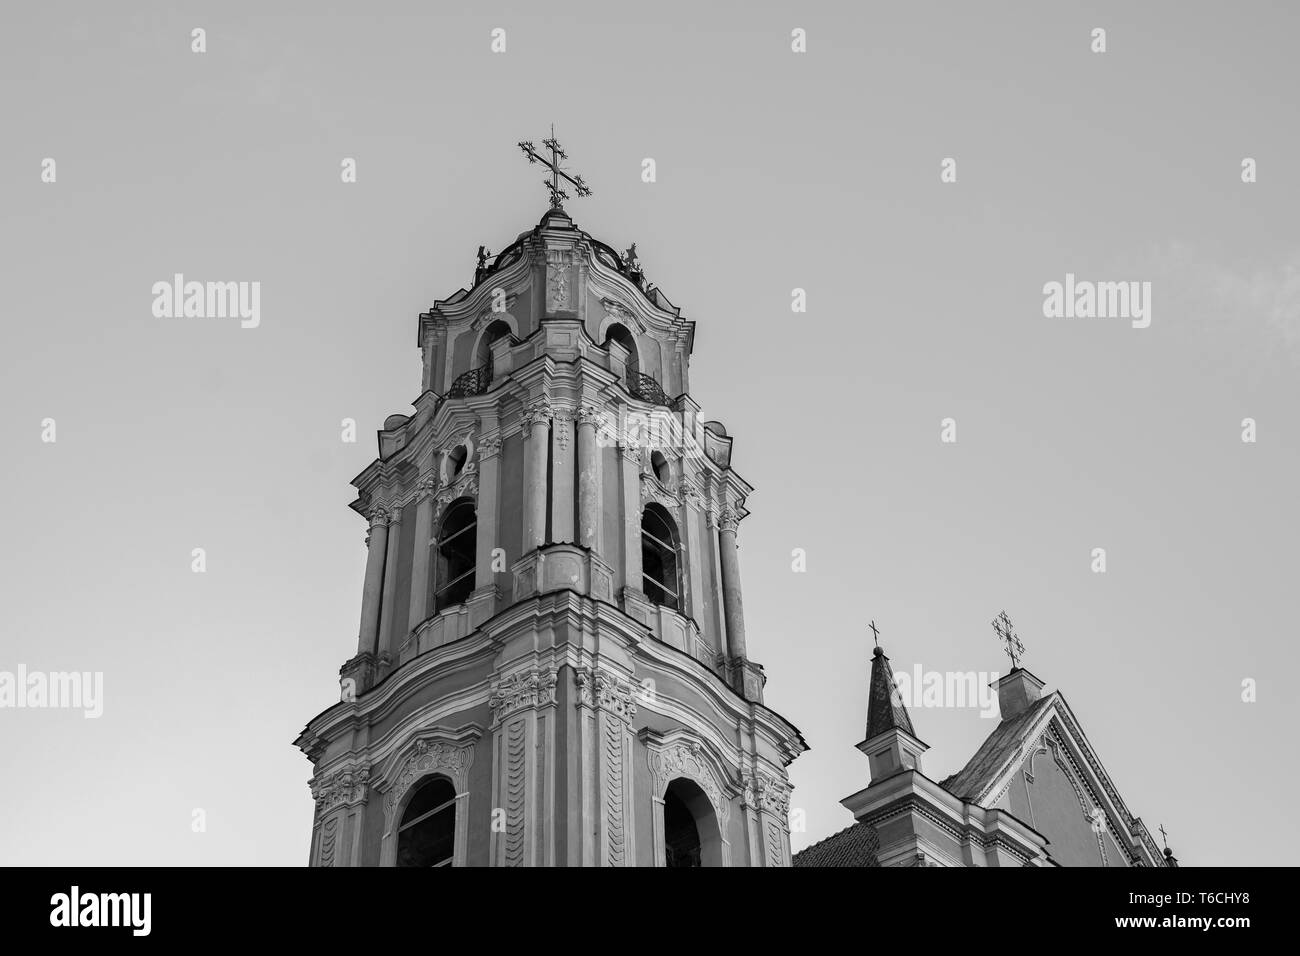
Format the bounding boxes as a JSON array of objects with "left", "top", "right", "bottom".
[{"left": 488, "top": 667, "right": 559, "bottom": 728}]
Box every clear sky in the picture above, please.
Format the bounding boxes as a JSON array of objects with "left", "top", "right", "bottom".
[{"left": 1, "top": 0, "right": 1296, "bottom": 866}]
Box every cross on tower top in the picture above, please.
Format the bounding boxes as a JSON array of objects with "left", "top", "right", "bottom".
[
  {"left": 517, "top": 126, "right": 592, "bottom": 209},
  {"left": 992, "top": 610, "right": 1025, "bottom": 669},
  {"left": 1158, "top": 824, "right": 1169, "bottom": 850},
  {"left": 869, "top": 620, "right": 881, "bottom": 649}
]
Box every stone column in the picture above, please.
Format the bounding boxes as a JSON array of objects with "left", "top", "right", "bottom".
[
  {"left": 717, "top": 508, "right": 748, "bottom": 662},
  {"left": 619, "top": 440, "right": 643, "bottom": 594},
  {"left": 678, "top": 482, "right": 705, "bottom": 629},
  {"left": 357, "top": 507, "right": 389, "bottom": 656},
  {"left": 522, "top": 401, "right": 552, "bottom": 551},
  {"left": 576, "top": 405, "right": 603, "bottom": 554},
  {"left": 407, "top": 476, "right": 436, "bottom": 631},
  {"left": 474, "top": 431, "right": 503, "bottom": 596},
  {"left": 376, "top": 507, "right": 403, "bottom": 665},
  {"left": 551, "top": 407, "right": 575, "bottom": 543}
]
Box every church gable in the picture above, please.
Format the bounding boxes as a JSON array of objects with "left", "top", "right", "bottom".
[{"left": 945, "top": 693, "right": 1163, "bottom": 867}]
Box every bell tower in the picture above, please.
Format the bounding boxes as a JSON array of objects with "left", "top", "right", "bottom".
[{"left": 294, "top": 183, "right": 805, "bottom": 866}]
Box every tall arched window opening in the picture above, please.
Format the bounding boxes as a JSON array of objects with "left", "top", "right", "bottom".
[
  {"left": 396, "top": 776, "right": 457, "bottom": 867},
  {"left": 641, "top": 503, "right": 680, "bottom": 611},
  {"left": 434, "top": 498, "right": 477, "bottom": 611}
]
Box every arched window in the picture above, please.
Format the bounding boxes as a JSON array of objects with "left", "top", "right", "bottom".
[
  {"left": 650, "top": 450, "right": 670, "bottom": 484},
  {"left": 662, "top": 778, "right": 722, "bottom": 867},
  {"left": 434, "top": 498, "right": 477, "bottom": 611},
  {"left": 477, "top": 320, "right": 512, "bottom": 379},
  {"left": 664, "top": 786, "right": 701, "bottom": 867},
  {"left": 603, "top": 322, "right": 639, "bottom": 376},
  {"left": 396, "top": 776, "right": 456, "bottom": 867},
  {"left": 641, "top": 503, "right": 680, "bottom": 611}
]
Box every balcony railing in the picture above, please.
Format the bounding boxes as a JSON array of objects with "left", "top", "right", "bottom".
[
  {"left": 446, "top": 365, "right": 492, "bottom": 399},
  {"left": 627, "top": 372, "right": 671, "bottom": 407}
]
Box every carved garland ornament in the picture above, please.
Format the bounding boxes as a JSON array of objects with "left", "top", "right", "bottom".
[
  {"left": 574, "top": 666, "right": 638, "bottom": 723},
  {"left": 311, "top": 764, "right": 372, "bottom": 818},
  {"left": 488, "top": 668, "right": 559, "bottom": 728}
]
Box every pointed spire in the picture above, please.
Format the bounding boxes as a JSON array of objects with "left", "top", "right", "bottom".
[
  {"left": 866, "top": 644, "right": 916, "bottom": 740},
  {"left": 856, "top": 632, "right": 928, "bottom": 784}
]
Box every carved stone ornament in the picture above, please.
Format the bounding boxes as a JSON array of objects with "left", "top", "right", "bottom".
[
  {"left": 383, "top": 737, "right": 476, "bottom": 827},
  {"left": 553, "top": 407, "right": 575, "bottom": 450},
  {"left": 416, "top": 473, "right": 438, "bottom": 500},
  {"left": 717, "top": 508, "right": 740, "bottom": 534},
  {"left": 488, "top": 668, "right": 559, "bottom": 727},
  {"left": 546, "top": 250, "right": 573, "bottom": 310},
  {"left": 478, "top": 432, "right": 503, "bottom": 460},
  {"left": 574, "top": 665, "right": 638, "bottom": 723},
  {"left": 742, "top": 771, "right": 792, "bottom": 817},
  {"left": 640, "top": 472, "right": 679, "bottom": 511},
  {"left": 311, "top": 764, "right": 372, "bottom": 817},
  {"left": 647, "top": 740, "right": 728, "bottom": 825},
  {"left": 601, "top": 298, "right": 644, "bottom": 334},
  {"left": 677, "top": 479, "right": 703, "bottom": 508},
  {"left": 522, "top": 400, "right": 554, "bottom": 433}
]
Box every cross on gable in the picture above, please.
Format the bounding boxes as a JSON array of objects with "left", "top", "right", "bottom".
[
  {"left": 517, "top": 126, "right": 592, "bottom": 209},
  {"left": 992, "top": 610, "right": 1025, "bottom": 669}
]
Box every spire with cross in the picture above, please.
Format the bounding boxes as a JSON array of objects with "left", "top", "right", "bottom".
[
  {"left": 517, "top": 126, "right": 592, "bottom": 209},
  {"left": 992, "top": 610, "right": 1025, "bottom": 669},
  {"left": 869, "top": 619, "right": 880, "bottom": 650}
]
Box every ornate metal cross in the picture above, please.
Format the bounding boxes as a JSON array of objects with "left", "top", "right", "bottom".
[
  {"left": 992, "top": 610, "right": 1025, "bottom": 669},
  {"left": 1159, "top": 824, "right": 1169, "bottom": 850},
  {"left": 517, "top": 126, "right": 592, "bottom": 208},
  {"left": 869, "top": 620, "right": 881, "bottom": 649}
]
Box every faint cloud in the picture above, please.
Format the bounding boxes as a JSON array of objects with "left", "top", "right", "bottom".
[{"left": 1142, "top": 242, "right": 1300, "bottom": 364}]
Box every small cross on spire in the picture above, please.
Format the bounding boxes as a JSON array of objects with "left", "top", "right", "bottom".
[
  {"left": 1158, "top": 824, "right": 1169, "bottom": 850},
  {"left": 992, "top": 610, "right": 1025, "bottom": 669},
  {"left": 869, "top": 620, "right": 881, "bottom": 649},
  {"left": 517, "top": 125, "right": 592, "bottom": 209}
]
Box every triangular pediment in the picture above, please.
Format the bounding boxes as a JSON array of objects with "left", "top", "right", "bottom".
[{"left": 941, "top": 692, "right": 1164, "bottom": 866}]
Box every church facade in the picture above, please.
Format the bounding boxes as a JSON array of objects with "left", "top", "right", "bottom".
[
  {"left": 293, "top": 202, "right": 804, "bottom": 867},
  {"left": 793, "top": 642, "right": 1180, "bottom": 868}
]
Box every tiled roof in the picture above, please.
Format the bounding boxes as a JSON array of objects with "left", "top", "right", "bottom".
[
  {"left": 792, "top": 821, "right": 881, "bottom": 867},
  {"left": 866, "top": 646, "right": 916, "bottom": 739},
  {"left": 939, "top": 693, "right": 1056, "bottom": 801}
]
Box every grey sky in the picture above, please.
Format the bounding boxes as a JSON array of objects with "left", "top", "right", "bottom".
[{"left": 1, "top": 1, "right": 1296, "bottom": 865}]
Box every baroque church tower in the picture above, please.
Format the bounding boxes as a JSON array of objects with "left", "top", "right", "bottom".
[{"left": 294, "top": 199, "right": 805, "bottom": 867}]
